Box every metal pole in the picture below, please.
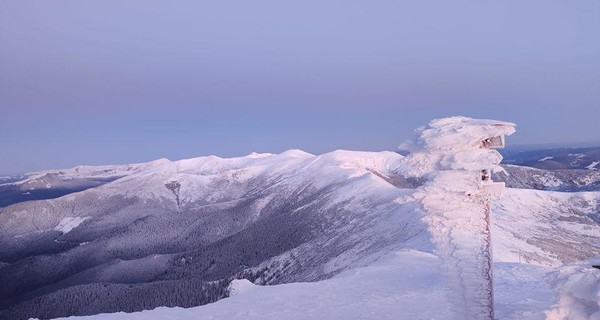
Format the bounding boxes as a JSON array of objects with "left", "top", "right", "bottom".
[{"left": 484, "top": 199, "right": 495, "bottom": 320}]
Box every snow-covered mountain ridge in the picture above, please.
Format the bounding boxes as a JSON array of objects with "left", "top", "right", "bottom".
[
  {"left": 2, "top": 148, "right": 598, "bottom": 210},
  {"left": 0, "top": 148, "right": 424, "bottom": 319},
  {"left": 1, "top": 117, "right": 599, "bottom": 320}
]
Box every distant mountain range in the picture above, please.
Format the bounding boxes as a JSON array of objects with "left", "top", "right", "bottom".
[
  {"left": 1, "top": 145, "right": 599, "bottom": 319},
  {"left": 500, "top": 146, "right": 600, "bottom": 171},
  {"left": 2, "top": 146, "right": 598, "bottom": 210}
]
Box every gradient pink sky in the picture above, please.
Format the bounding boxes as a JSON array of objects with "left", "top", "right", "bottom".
[{"left": 1, "top": 1, "right": 599, "bottom": 173}]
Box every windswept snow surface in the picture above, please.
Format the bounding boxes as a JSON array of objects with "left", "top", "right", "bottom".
[
  {"left": 47, "top": 250, "right": 556, "bottom": 320},
  {"left": 545, "top": 260, "right": 600, "bottom": 320},
  {"left": 45, "top": 250, "right": 452, "bottom": 320}
]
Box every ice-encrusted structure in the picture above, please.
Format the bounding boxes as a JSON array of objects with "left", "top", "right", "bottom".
[{"left": 403, "top": 116, "right": 516, "bottom": 320}]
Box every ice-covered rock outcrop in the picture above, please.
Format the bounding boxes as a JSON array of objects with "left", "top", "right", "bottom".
[{"left": 402, "top": 116, "right": 516, "bottom": 320}]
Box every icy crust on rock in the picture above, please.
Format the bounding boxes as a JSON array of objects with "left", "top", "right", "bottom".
[{"left": 404, "top": 116, "right": 516, "bottom": 319}]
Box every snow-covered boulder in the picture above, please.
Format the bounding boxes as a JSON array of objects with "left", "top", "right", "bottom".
[{"left": 228, "top": 279, "right": 256, "bottom": 296}]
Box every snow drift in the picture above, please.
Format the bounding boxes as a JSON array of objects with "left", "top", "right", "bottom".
[{"left": 546, "top": 260, "right": 600, "bottom": 320}]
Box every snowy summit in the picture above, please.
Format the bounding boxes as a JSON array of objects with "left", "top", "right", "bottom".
[{"left": 1, "top": 117, "right": 599, "bottom": 320}]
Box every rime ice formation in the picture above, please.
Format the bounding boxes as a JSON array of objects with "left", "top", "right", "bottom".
[{"left": 403, "top": 116, "right": 516, "bottom": 320}]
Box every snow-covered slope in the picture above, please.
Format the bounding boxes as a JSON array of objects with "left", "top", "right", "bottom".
[
  {"left": 50, "top": 250, "right": 454, "bottom": 320},
  {"left": 2, "top": 117, "right": 600, "bottom": 320},
  {"left": 0, "top": 149, "right": 426, "bottom": 319},
  {"left": 0, "top": 160, "right": 164, "bottom": 207},
  {"left": 48, "top": 250, "right": 561, "bottom": 320},
  {"left": 495, "top": 164, "right": 600, "bottom": 192},
  {"left": 545, "top": 258, "right": 600, "bottom": 320}
]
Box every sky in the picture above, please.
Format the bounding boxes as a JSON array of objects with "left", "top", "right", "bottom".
[{"left": 1, "top": 1, "right": 599, "bottom": 174}]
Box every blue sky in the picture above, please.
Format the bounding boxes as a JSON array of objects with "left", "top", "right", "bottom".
[{"left": 1, "top": 1, "right": 599, "bottom": 174}]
